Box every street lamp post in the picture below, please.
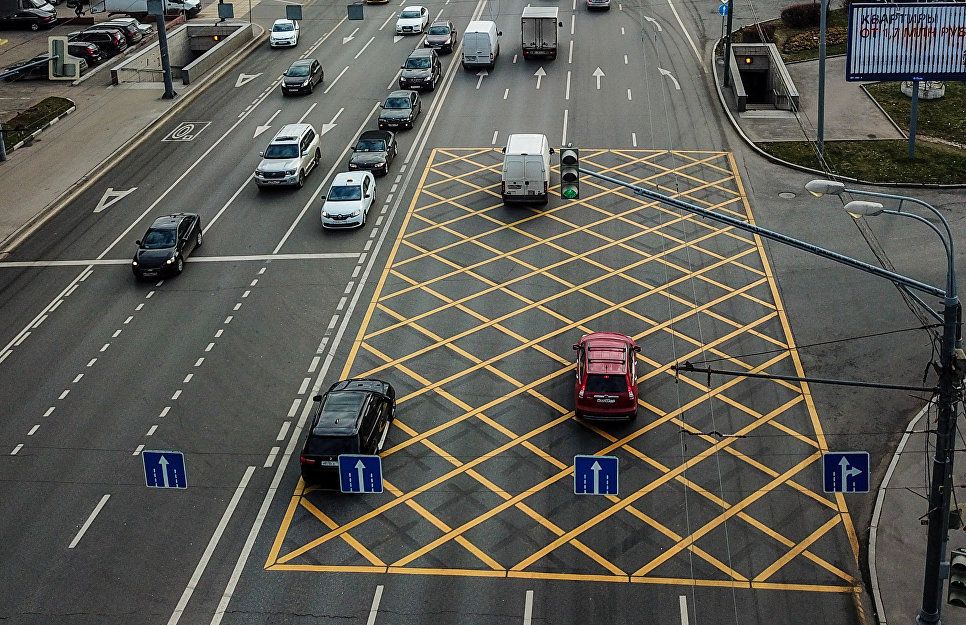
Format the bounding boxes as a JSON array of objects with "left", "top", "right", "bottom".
[{"left": 806, "top": 179, "right": 962, "bottom": 625}]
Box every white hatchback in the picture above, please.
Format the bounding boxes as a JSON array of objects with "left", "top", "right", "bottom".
[
  {"left": 270, "top": 19, "right": 299, "bottom": 47},
  {"left": 321, "top": 172, "right": 376, "bottom": 229},
  {"left": 395, "top": 6, "right": 429, "bottom": 34}
]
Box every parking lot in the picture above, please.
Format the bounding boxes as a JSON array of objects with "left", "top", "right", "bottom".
[{"left": 266, "top": 147, "right": 859, "bottom": 592}]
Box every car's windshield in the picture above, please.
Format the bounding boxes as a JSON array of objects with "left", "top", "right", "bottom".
[
  {"left": 585, "top": 374, "right": 626, "bottom": 394},
  {"left": 263, "top": 144, "right": 298, "bottom": 159},
  {"left": 286, "top": 65, "right": 311, "bottom": 77},
  {"left": 273, "top": 22, "right": 294, "bottom": 31},
  {"left": 428, "top": 25, "right": 449, "bottom": 34},
  {"left": 355, "top": 139, "right": 386, "bottom": 152},
  {"left": 385, "top": 97, "right": 411, "bottom": 109},
  {"left": 400, "top": 10, "right": 420, "bottom": 18},
  {"left": 404, "top": 57, "right": 431, "bottom": 69},
  {"left": 328, "top": 185, "right": 363, "bottom": 201},
  {"left": 141, "top": 228, "right": 176, "bottom": 250}
]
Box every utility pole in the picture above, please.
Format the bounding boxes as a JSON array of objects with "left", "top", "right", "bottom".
[
  {"left": 723, "top": 0, "right": 735, "bottom": 87},
  {"left": 148, "top": 0, "right": 176, "bottom": 99},
  {"left": 817, "top": 0, "right": 828, "bottom": 158}
]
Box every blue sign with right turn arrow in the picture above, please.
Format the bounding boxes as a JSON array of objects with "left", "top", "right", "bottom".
[
  {"left": 573, "top": 455, "right": 618, "bottom": 495},
  {"left": 822, "top": 451, "right": 869, "bottom": 493}
]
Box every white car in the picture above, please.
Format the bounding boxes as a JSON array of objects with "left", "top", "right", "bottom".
[
  {"left": 395, "top": 6, "right": 429, "bottom": 34},
  {"left": 321, "top": 172, "right": 376, "bottom": 228},
  {"left": 270, "top": 19, "right": 299, "bottom": 47}
]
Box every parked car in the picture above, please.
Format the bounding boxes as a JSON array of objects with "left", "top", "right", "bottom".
[
  {"left": 132, "top": 213, "right": 203, "bottom": 280},
  {"left": 281, "top": 58, "right": 322, "bottom": 95},
  {"left": 348, "top": 130, "right": 397, "bottom": 176},
  {"left": 2, "top": 54, "right": 87, "bottom": 80},
  {"left": 68, "top": 41, "right": 105, "bottom": 66},
  {"left": 378, "top": 90, "right": 420, "bottom": 130},
  {"left": 68, "top": 29, "right": 127, "bottom": 57},
  {"left": 269, "top": 18, "right": 299, "bottom": 47},
  {"left": 399, "top": 47, "right": 440, "bottom": 91},
  {"left": 321, "top": 171, "right": 376, "bottom": 229},
  {"left": 97, "top": 19, "right": 143, "bottom": 44},
  {"left": 254, "top": 123, "right": 321, "bottom": 189},
  {"left": 395, "top": 5, "right": 428, "bottom": 34},
  {"left": 299, "top": 379, "right": 395, "bottom": 486},
  {"left": 572, "top": 332, "right": 641, "bottom": 420},
  {"left": 423, "top": 20, "right": 456, "bottom": 53},
  {"left": 0, "top": 8, "right": 56, "bottom": 30}
]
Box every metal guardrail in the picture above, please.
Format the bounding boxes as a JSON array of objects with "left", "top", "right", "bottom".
[{"left": 0, "top": 55, "right": 55, "bottom": 81}]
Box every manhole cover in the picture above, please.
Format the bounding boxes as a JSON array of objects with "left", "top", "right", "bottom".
[{"left": 779, "top": 192, "right": 796, "bottom": 199}]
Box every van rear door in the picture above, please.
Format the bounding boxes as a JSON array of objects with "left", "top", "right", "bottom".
[
  {"left": 462, "top": 32, "right": 486, "bottom": 64},
  {"left": 503, "top": 156, "right": 525, "bottom": 197},
  {"left": 524, "top": 156, "right": 546, "bottom": 197}
]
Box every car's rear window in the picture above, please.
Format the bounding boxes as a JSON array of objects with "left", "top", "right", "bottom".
[
  {"left": 305, "top": 434, "right": 359, "bottom": 455},
  {"left": 585, "top": 374, "right": 625, "bottom": 394}
]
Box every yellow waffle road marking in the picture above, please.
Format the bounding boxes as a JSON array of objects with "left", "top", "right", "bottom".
[
  {"left": 753, "top": 514, "right": 845, "bottom": 583},
  {"left": 299, "top": 499, "right": 386, "bottom": 567}
]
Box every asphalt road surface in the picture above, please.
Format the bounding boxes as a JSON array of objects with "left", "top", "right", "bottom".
[{"left": 0, "top": 0, "right": 899, "bottom": 622}]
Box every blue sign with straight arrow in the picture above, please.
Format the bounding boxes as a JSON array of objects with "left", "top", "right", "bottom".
[
  {"left": 573, "top": 455, "right": 618, "bottom": 495},
  {"left": 143, "top": 450, "right": 187, "bottom": 489},
  {"left": 338, "top": 454, "right": 383, "bottom": 494}
]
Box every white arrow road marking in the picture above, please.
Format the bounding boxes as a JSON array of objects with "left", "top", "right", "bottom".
[
  {"left": 475, "top": 69, "right": 488, "bottom": 89},
  {"left": 658, "top": 67, "right": 680, "bottom": 90},
  {"left": 235, "top": 72, "right": 262, "bottom": 88},
  {"left": 643, "top": 14, "right": 662, "bottom": 31},
  {"left": 320, "top": 107, "right": 344, "bottom": 136},
  {"left": 592, "top": 66, "right": 604, "bottom": 89},
  {"left": 342, "top": 27, "right": 358, "bottom": 44},
  {"left": 393, "top": 35, "right": 404, "bottom": 43},
  {"left": 533, "top": 66, "right": 546, "bottom": 89},
  {"left": 93, "top": 187, "right": 137, "bottom": 213},
  {"left": 253, "top": 109, "right": 281, "bottom": 139}
]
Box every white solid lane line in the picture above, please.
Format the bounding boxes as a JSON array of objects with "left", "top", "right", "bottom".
[
  {"left": 367, "top": 586, "right": 384, "bottom": 625},
  {"left": 68, "top": 494, "right": 110, "bottom": 549},
  {"left": 166, "top": 466, "right": 255, "bottom": 625},
  {"left": 666, "top": 0, "right": 703, "bottom": 65},
  {"left": 679, "top": 595, "right": 690, "bottom": 625},
  {"left": 324, "top": 66, "right": 349, "bottom": 94},
  {"left": 523, "top": 590, "right": 534, "bottom": 625}
]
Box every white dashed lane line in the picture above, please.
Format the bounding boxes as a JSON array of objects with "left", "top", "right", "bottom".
[{"left": 11, "top": 444, "right": 23, "bottom": 455}]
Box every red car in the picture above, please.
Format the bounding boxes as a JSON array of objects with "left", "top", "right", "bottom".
[{"left": 573, "top": 332, "right": 641, "bottom": 420}]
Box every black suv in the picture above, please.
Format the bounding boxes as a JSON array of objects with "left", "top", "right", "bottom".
[
  {"left": 299, "top": 379, "right": 396, "bottom": 485},
  {"left": 348, "top": 130, "right": 397, "bottom": 176},
  {"left": 399, "top": 47, "right": 440, "bottom": 91},
  {"left": 132, "top": 213, "right": 203, "bottom": 280}
]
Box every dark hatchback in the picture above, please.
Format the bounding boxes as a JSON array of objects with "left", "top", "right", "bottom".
[
  {"left": 132, "top": 213, "right": 203, "bottom": 280},
  {"left": 378, "top": 90, "right": 420, "bottom": 130},
  {"left": 348, "top": 130, "right": 397, "bottom": 176},
  {"left": 281, "top": 58, "right": 323, "bottom": 95},
  {"left": 299, "top": 379, "right": 395, "bottom": 486},
  {"left": 68, "top": 41, "right": 104, "bottom": 66}
]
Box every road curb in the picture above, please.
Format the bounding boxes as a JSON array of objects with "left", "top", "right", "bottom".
[
  {"left": 0, "top": 24, "right": 266, "bottom": 256},
  {"left": 7, "top": 103, "right": 76, "bottom": 152},
  {"left": 868, "top": 401, "right": 931, "bottom": 625},
  {"left": 710, "top": 36, "right": 966, "bottom": 190}
]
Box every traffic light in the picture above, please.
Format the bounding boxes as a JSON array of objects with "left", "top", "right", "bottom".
[
  {"left": 559, "top": 146, "right": 579, "bottom": 200},
  {"left": 949, "top": 549, "right": 966, "bottom": 607}
]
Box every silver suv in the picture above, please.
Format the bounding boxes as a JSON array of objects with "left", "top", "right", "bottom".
[{"left": 255, "top": 124, "right": 321, "bottom": 189}]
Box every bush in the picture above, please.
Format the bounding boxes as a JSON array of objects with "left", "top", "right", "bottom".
[
  {"left": 781, "top": 2, "right": 821, "bottom": 28},
  {"left": 734, "top": 22, "right": 776, "bottom": 43},
  {"left": 781, "top": 25, "right": 847, "bottom": 52},
  {"left": 1, "top": 96, "right": 74, "bottom": 146}
]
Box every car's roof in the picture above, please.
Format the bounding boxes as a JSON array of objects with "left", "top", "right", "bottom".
[
  {"left": 272, "top": 123, "right": 312, "bottom": 142},
  {"left": 429, "top": 20, "right": 451, "bottom": 26},
  {"left": 289, "top": 58, "right": 315, "bottom": 67},
  {"left": 506, "top": 133, "right": 548, "bottom": 154},
  {"left": 580, "top": 332, "right": 634, "bottom": 375},
  {"left": 312, "top": 390, "right": 368, "bottom": 435},
  {"left": 149, "top": 213, "right": 194, "bottom": 229},
  {"left": 359, "top": 130, "right": 393, "bottom": 142},
  {"left": 331, "top": 172, "right": 367, "bottom": 185},
  {"left": 272, "top": 18, "right": 295, "bottom": 24},
  {"left": 408, "top": 48, "right": 433, "bottom": 57},
  {"left": 402, "top": 5, "right": 423, "bottom": 10},
  {"left": 387, "top": 89, "right": 416, "bottom": 98}
]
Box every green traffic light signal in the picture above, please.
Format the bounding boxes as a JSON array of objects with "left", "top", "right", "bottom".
[{"left": 559, "top": 147, "right": 579, "bottom": 200}]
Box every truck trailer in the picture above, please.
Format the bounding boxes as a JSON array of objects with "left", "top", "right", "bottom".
[{"left": 520, "top": 6, "right": 559, "bottom": 60}]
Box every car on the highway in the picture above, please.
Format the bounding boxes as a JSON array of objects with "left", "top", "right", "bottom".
[
  {"left": 423, "top": 20, "right": 456, "bottom": 53},
  {"left": 348, "top": 130, "right": 397, "bottom": 176},
  {"left": 299, "top": 378, "right": 395, "bottom": 485},
  {"left": 281, "top": 58, "right": 323, "bottom": 95},
  {"left": 0, "top": 7, "right": 56, "bottom": 30},
  {"left": 269, "top": 18, "right": 299, "bottom": 47},
  {"left": 572, "top": 332, "right": 640, "bottom": 420},
  {"left": 320, "top": 171, "right": 376, "bottom": 228},
  {"left": 395, "top": 5, "right": 428, "bottom": 34},
  {"left": 364, "top": 0, "right": 388, "bottom": 5},
  {"left": 255, "top": 123, "right": 321, "bottom": 189},
  {"left": 68, "top": 29, "right": 127, "bottom": 57},
  {"left": 2, "top": 54, "right": 88, "bottom": 80},
  {"left": 399, "top": 47, "right": 440, "bottom": 91},
  {"left": 132, "top": 213, "right": 203, "bottom": 280},
  {"left": 378, "top": 90, "right": 421, "bottom": 130},
  {"left": 587, "top": 0, "right": 611, "bottom": 9}
]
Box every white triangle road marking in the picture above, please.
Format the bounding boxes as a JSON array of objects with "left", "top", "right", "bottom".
[{"left": 93, "top": 187, "right": 137, "bottom": 213}]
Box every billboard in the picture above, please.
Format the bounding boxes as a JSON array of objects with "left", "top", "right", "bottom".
[{"left": 846, "top": 3, "right": 966, "bottom": 81}]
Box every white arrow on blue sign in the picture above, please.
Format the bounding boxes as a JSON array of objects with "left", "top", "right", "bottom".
[
  {"left": 143, "top": 450, "right": 187, "bottom": 489},
  {"left": 822, "top": 451, "right": 870, "bottom": 493},
  {"left": 718, "top": 4, "right": 729, "bottom": 16},
  {"left": 338, "top": 454, "right": 383, "bottom": 494},
  {"left": 574, "top": 455, "right": 618, "bottom": 495}
]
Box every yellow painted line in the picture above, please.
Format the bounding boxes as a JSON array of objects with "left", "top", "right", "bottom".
[
  {"left": 299, "top": 498, "right": 386, "bottom": 567},
  {"left": 387, "top": 567, "right": 507, "bottom": 577},
  {"left": 269, "top": 564, "right": 388, "bottom": 573},
  {"left": 508, "top": 571, "right": 629, "bottom": 583},
  {"left": 265, "top": 481, "right": 305, "bottom": 567},
  {"left": 754, "top": 514, "right": 845, "bottom": 583},
  {"left": 751, "top": 581, "right": 861, "bottom": 593}
]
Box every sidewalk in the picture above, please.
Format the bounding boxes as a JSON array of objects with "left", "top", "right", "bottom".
[{"left": 0, "top": 24, "right": 264, "bottom": 256}]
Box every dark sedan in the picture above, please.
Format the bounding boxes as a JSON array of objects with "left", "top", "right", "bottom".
[
  {"left": 132, "top": 213, "right": 203, "bottom": 280},
  {"left": 281, "top": 58, "right": 323, "bottom": 95},
  {"left": 423, "top": 20, "right": 456, "bottom": 53},
  {"left": 348, "top": 130, "right": 397, "bottom": 176},
  {"left": 68, "top": 41, "right": 104, "bottom": 66},
  {"left": 0, "top": 8, "right": 56, "bottom": 30},
  {"left": 378, "top": 90, "right": 421, "bottom": 130}
]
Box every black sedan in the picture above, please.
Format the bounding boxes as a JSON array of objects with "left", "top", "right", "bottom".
[
  {"left": 348, "top": 130, "right": 397, "bottom": 176},
  {"left": 132, "top": 213, "right": 203, "bottom": 280},
  {"left": 378, "top": 90, "right": 421, "bottom": 130},
  {"left": 281, "top": 58, "right": 323, "bottom": 95},
  {"left": 0, "top": 8, "right": 57, "bottom": 31}
]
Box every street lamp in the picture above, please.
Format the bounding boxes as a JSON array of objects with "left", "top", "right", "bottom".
[{"left": 808, "top": 179, "right": 962, "bottom": 625}]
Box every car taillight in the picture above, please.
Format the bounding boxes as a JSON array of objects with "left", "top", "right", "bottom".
[
  {"left": 627, "top": 382, "right": 634, "bottom": 395},
  {"left": 578, "top": 384, "right": 585, "bottom": 399},
  {"left": 299, "top": 455, "right": 316, "bottom": 465}
]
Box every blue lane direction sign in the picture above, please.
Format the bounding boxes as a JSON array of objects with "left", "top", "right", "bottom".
[
  {"left": 143, "top": 450, "right": 187, "bottom": 489},
  {"left": 339, "top": 454, "right": 383, "bottom": 494},
  {"left": 574, "top": 455, "right": 618, "bottom": 495},
  {"left": 822, "top": 451, "right": 869, "bottom": 493},
  {"left": 718, "top": 4, "right": 728, "bottom": 16}
]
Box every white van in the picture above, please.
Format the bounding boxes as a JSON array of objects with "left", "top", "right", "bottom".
[
  {"left": 461, "top": 20, "right": 501, "bottom": 69},
  {"left": 501, "top": 134, "right": 554, "bottom": 205}
]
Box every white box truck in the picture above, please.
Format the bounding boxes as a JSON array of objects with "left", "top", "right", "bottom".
[
  {"left": 520, "top": 6, "right": 559, "bottom": 60},
  {"left": 92, "top": 0, "right": 200, "bottom": 18}
]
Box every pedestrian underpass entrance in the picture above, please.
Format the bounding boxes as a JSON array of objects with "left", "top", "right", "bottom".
[{"left": 727, "top": 43, "right": 800, "bottom": 113}]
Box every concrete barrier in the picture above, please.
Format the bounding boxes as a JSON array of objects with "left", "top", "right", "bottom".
[{"left": 182, "top": 22, "right": 254, "bottom": 85}]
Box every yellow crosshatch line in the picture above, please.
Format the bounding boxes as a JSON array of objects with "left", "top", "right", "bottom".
[{"left": 265, "top": 149, "right": 862, "bottom": 595}]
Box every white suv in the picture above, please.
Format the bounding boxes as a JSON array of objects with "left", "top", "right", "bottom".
[{"left": 255, "top": 124, "right": 321, "bottom": 189}]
